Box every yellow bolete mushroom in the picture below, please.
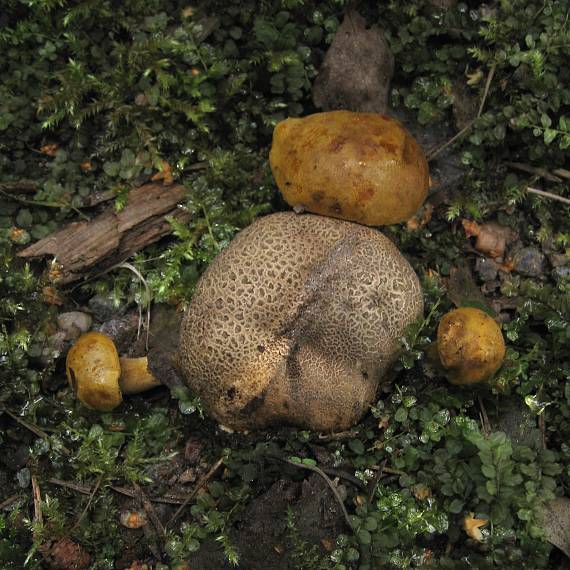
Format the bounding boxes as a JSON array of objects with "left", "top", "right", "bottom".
[
  {"left": 66, "top": 331, "right": 161, "bottom": 411},
  {"left": 269, "top": 110, "right": 429, "bottom": 226},
  {"left": 436, "top": 307, "right": 506, "bottom": 385}
]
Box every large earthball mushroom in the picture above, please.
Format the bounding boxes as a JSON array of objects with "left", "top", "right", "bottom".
[
  {"left": 178, "top": 212, "right": 423, "bottom": 431},
  {"left": 269, "top": 111, "right": 429, "bottom": 226}
]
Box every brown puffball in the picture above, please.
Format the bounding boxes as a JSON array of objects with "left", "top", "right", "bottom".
[
  {"left": 437, "top": 307, "right": 505, "bottom": 385},
  {"left": 178, "top": 212, "right": 423, "bottom": 431},
  {"left": 269, "top": 111, "right": 429, "bottom": 226}
]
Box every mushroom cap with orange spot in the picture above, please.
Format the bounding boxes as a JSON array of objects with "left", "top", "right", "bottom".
[
  {"left": 437, "top": 307, "right": 506, "bottom": 385},
  {"left": 269, "top": 111, "right": 429, "bottom": 226}
]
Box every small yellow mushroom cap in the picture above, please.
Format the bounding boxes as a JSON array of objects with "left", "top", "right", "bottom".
[
  {"left": 437, "top": 307, "right": 506, "bottom": 385},
  {"left": 66, "top": 332, "right": 122, "bottom": 411}
]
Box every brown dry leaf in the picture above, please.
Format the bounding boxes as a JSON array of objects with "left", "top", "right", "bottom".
[
  {"left": 447, "top": 265, "right": 492, "bottom": 312},
  {"left": 126, "top": 563, "right": 149, "bottom": 570},
  {"left": 321, "top": 538, "right": 335, "bottom": 552},
  {"left": 463, "top": 513, "right": 488, "bottom": 541},
  {"left": 406, "top": 202, "right": 434, "bottom": 231},
  {"left": 79, "top": 161, "right": 93, "bottom": 171},
  {"left": 42, "top": 538, "right": 91, "bottom": 570},
  {"left": 462, "top": 219, "right": 480, "bottom": 239},
  {"left": 42, "top": 286, "right": 63, "bottom": 306},
  {"left": 40, "top": 143, "right": 60, "bottom": 157},
  {"left": 462, "top": 219, "right": 515, "bottom": 259},
  {"left": 151, "top": 160, "right": 174, "bottom": 185},
  {"left": 411, "top": 483, "right": 431, "bottom": 501},
  {"left": 543, "top": 497, "right": 570, "bottom": 559},
  {"left": 378, "top": 415, "right": 390, "bottom": 430}
]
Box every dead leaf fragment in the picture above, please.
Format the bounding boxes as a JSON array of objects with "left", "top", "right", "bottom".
[
  {"left": 462, "top": 219, "right": 515, "bottom": 259},
  {"left": 321, "top": 537, "right": 335, "bottom": 552},
  {"left": 42, "top": 538, "right": 91, "bottom": 570},
  {"left": 406, "top": 202, "right": 434, "bottom": 231},
  {"left": 126, "top": 563, "right": 149, "bottom": 570},
  {"left": 447, "top": 265, "right": 493, "bottom": 313},
  {"left": 151, "top": 160, "right": 174, "bottom": 185},
  {"left": 544, "top": 497, "right": 570, "bottom": 559},
  {"left": 40, "top": 143, "right": 60, "bottom": 157},
  {"left": 42, "top": 286, "right": 63, "bottom": 306},
  {"left": 79, "top": 161, "right": 93, "bottom": 171},
  {"left": 273, "top": 544, "right": 285, "bottom": 555},
  {"left": 463, "top": 513, "right": 488, "bottom": 541},
  {"left": 411, "top": 483, "right": 431, "bottom": 501}
]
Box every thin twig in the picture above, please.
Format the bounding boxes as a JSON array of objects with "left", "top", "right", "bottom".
[
  {"left": 0, "top": 180, "right": 38, "bottom": 194},
  {"left": 478, "top": 396, "right": 492, "bottom": 436},
  {"left": 427, "top": 122, "right": 474, "bottom": 162},
  {"left": 428, "top": 63, "right": 496, "bottom": 162},
  {"left": 48, "top": 478, "right": 187, "bottom": 505},
  {"left": 2, "top": 408, "right": 71, "bottom": 456},
  {"left": 117, "top": 262, "right": 151, "bottom": 350},
  {"left": 0, "top": 188, "right": 90, "bottom": 220},
  {"left": 527, "top": 187, "right": 570, "bottom": 205},
  {"left": 70, "top": 474, "right": 103, "bottom": 533},
  {"left": 31, "top": 475, "right": 43, "bottom": 532},
  {"left": 134, "top": 482, "right": 166, "bottom": 537},
  {"left": 48, "top": 478, "right": 91, "bottom": 495},
  {"left": 505, "top": 161, "right": 563, "bottom": 183},
  {"left": 187, "top": 161, "right": 208, "bottom": 171},
  {"left": 317, "top": 430, "right": 360, "bottom": 441},
  {"left": 476, "top": 63, "right": 497, "bottom": 118},
  {"left": 538, "top": 414, "right": 547, "bottom": 450},
  {"left": 281, "top": 458, "right": 354, "bottom": 531},
  {"left": 320, "top": 467, "right": 367, "bottom": 491},
  {"left": 167, "top": 457, "right": 225, "bottom": 526},
  {"left": 552, "top": 168, "right": 570, "bottom": 180},
  {"left": 110, "top": 486, "right": 187, "bottom": 505},
  {"left": 367, "top": 459, "right": 387, "bottom": 503},
  {"left": 0, "top": 495, "right": 23, "bottom": 510},
  {"left": 380, "top": 466, "right": 407, "bottom": 476}
]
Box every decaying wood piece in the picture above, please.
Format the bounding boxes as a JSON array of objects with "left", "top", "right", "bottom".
[
  {"left": 0, "top": 180, "right": 39, "bottom": 194},
  {"left": 18, "top": 183, "right": 189, "bottom": 283}
]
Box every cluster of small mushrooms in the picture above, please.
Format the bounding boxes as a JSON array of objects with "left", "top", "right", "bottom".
[{"left": 66, "top": 110, "right": 506, "bottom": 431}]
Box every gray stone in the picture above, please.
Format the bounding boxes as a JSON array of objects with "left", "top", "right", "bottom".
[
  {"left": 552, "top": 265, "right": 570, "bottom": 281},
  {"left": 88, "top": 294, "right": 125, "bottom": 322},
  {"left": 513, "top": 247, "right": 546, "bottom": 277},
  {"left": 57, "top": 311, "right": 92, "bottom": 339},
  {"left": 475, "top": 256, "right": 500, "bottom": 282}
]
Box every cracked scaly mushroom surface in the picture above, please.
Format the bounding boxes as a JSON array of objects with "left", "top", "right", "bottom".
[{"left": 179, "top": 212, "right": 423, "bottom": 431}]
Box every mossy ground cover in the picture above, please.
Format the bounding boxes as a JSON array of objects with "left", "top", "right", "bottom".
[{"left": 1, "top": 1, "right": 569, "bottom": 568}]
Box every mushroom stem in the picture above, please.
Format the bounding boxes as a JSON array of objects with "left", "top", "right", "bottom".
[{"left": 118, "top": 357, "right": 162, "bottom": 395}]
